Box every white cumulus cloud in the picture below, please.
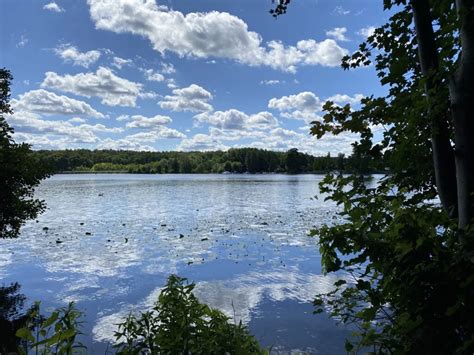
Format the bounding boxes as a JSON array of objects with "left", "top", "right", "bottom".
[
  {"left": 87, "top": 0, "right": 348, "bottom": 72},
  {"left": 41, "top": 67, "right": 144, "bottom": 107},
  {"left": 96, "top": 138, "right": 155, "bottom": 151},
  {"left": 195, "top": 109, "right": 278, "bottom": 132},
  {"left": 142, "top": 68, "right": 165, "bottom": 82},
  {"left": 97, "top": 126, "right": 186, "bottom": 151},
  {"left": 326, "top": 27, "right": 349, "bottom": 41},
  {"left": 326, "top": 93, "right": 364, "bottom": 105},
  {"left": 358, "top": 26, "right": 376, "bottom": 38},
  {"left": 160, "top": 63, "right": 176, "bottom": 74},
  {"left": 8, "top": 111, "right": 99, "bottom": 144},
  {"left": 269, "top": 91, "right": 321, "bottom": 113},
  {"left": 11, "top": 89, "right": 104, "bottom": 118},
  {"left": 68, "top": 117, "right": 86, "bottom": 123},
  {"left": 55, "top": 45, "right": 101, "bottom": 68},
  {"left": 177, "top": 133, "right": 228, "bottom": 151},
  {"left": 159, "top": 84, "right": 213, "bottom": 112},
  {"left": 125, "top": 114, "right": 172, "bottom": 128},
  {"left": 269, "top": 91, "right": 363, "bottom": 123},
  {"left": 112, "top": 57, "right": 133, "bottom": 69},
  {"left": 43, "top": 2, "right": 64, "bottom": 12},
  {"left": 126, "top": 128, "right": 185, "bottom": 141}
]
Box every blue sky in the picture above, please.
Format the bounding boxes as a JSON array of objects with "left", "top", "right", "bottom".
[{"left": 1, "top": 0, "right": 387, "bottom": 155}]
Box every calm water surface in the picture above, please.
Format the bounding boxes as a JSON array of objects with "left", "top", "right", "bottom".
[{"left": 0, "top": 174, "right": 353, "bottom": 353}]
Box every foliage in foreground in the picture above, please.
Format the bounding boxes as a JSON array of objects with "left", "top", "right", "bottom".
[
  {"left": 273, "top": 0, "right": 474, "bottom": 352},
  {"left": 15, "top": 302, "right": 85, "bottom": 355},
  {"left": 12, "top": 276, "right": 264, "bottom": 354},
  {"left": 114, "top": 275, "right": 264, "bottom": 354},
  {"left": 0, "top": 68, "right": 51, "bottom": 238},
  {"left": 295, "top": 0, "right": 474, "bottom": 353},
  {"left": 312, "top": 175, "right": 474, "bottom": 353}
]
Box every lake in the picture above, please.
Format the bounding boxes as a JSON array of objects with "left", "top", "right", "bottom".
[{"left": 0, "top": 174, "right": 353, "bottom": 353}]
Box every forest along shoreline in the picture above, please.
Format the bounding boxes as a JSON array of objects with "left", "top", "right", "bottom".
[{"left": 33, "top": 147, "right": 386, "bottom": 175}]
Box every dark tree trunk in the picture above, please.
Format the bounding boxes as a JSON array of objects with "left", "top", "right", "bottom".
[
  {"left": 411, "top": 0, "right": 458, "bottom": 217},
  {"left": 451, "top": 0, "right": 474, "bottom": 229}
]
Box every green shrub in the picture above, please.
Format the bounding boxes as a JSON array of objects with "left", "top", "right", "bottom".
[
  {"left": 15, "top": 302, "right": 85, "bottom": 354},
  {"left": 114, "top": 275, "right": 265, "bottom": 354}
]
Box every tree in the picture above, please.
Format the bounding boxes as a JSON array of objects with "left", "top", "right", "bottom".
[
  {"left": 245, "top": 149, "right": 259, "bottom": 173},
  {"left": 273, "top": 0, "right": 474, "bottom": 352},
  {"left": 0, "top": 69, "right": 50, "bottom": 238},
  {"left": 231, "top": 161, "right": 244, "bottom": 173},
  {"left": 348, "top": 143, "right": 371, "bottom": 174},
  {"left": 169, "top": 157, "right": 180, "bottom": 173},
  {"left": 180, "top": 155, "right": 193, "bottom": 173},
  {"left": 223, "top": 160, "right": 233, "bottom": 172},
  {"left": 336, "top": 153, "right": 345, "bottom": 172},
  {"left": 285, "top": 148, "right": 301, "bottom": 174}
]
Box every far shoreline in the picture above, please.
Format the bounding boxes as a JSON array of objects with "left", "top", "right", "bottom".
[{"left": 53, "top": 170, "right": 387, "bottom": 175}]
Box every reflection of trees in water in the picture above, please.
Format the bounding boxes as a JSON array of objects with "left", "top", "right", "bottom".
[{"left": 0, "top": 282, "right": 31, "bottom": 353}]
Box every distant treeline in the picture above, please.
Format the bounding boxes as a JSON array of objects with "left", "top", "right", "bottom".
[{"left": 32, "top": 148, "right": 383, "bottom": 174}]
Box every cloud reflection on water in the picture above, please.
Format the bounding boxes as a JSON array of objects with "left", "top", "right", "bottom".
[
  {"left": 93, "top": 267, "right": 344, "bottom": 343},
  {"left": 0, "top": 174, "right": 353, "bottom": 351}
]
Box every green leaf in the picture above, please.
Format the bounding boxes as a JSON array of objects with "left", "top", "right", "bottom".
[
  {"left": 42, "top": 311, "right": 59, "bottom": 328},
  {"left": 59, "top": 328, "right": 76, "bottom": 340},
  {"left": 345, "top": 339, "right": 354, "bottom": 352},
  {"left": 16, "top": 327, "right": 35, "bottom": 342}
]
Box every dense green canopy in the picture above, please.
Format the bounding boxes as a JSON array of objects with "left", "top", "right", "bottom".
[
  {"left": 31, "top": 147, "right": 379, "bottom": 175},
  {"left": 0, "top": 69, "right": 50, "bottom": 238}
]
